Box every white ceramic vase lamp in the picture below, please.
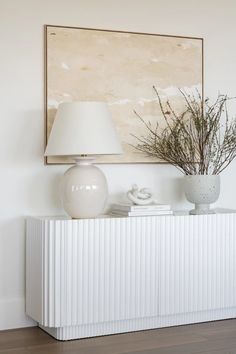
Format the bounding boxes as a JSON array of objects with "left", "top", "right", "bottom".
[{"left": 45, "top": 102, "right": 122, "bottom": 218}]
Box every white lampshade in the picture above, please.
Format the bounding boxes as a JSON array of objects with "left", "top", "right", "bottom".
[{"left": 45, "top": 101, "right": 123, "bottom": 156}]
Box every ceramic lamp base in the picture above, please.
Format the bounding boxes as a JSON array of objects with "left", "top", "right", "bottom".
[{"left": 62, "top": 158, "right": 108, "bottom": 219}]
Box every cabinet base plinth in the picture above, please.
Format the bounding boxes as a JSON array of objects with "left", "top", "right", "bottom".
[{"left": 39, "top": 308, "right": 236, "bottom": 341}]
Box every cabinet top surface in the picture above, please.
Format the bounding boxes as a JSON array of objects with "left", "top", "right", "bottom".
[{"left": 27, "top": 208, "right": 236, "bottom": 222}]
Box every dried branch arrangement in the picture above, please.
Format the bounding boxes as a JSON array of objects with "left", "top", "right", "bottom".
[{"left": 133, "top": 86, "right": 236, "bottom": 175}]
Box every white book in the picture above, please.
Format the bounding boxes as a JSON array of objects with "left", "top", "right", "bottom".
[
  {"left": 110, "top": 210, "right": 173, "bottom": 217},
  {"left": 111, "top": 203, "right": 171, "bottom": 212}
]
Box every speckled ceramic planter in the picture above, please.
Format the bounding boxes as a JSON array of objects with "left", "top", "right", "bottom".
[{"left": 184, "top": 175, "right": 220, "bottom": 215}]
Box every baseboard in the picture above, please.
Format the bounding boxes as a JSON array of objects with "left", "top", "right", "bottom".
[
  {"left": 40, "top": 307, "right": 236, "bottom": 340},
  {"left": 0, "top": 297, "right": 36, "bottom": 330}
]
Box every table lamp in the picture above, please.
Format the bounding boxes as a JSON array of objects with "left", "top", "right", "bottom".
[{"left": 45, "top": 102, "right": 123, "bottom": 218}]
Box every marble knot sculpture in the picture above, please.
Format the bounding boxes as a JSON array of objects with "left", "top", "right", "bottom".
[{"left": 127, "top": 184, "right": 157, "bottom": 205}]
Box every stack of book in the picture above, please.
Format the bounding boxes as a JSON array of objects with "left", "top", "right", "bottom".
[{"left": 110, "top": 203, "right": 173, "bottom": 217}]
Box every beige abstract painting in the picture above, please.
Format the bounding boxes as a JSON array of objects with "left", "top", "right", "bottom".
[{"left": 45, "top": 25, "right": 203, "bottom": 164}]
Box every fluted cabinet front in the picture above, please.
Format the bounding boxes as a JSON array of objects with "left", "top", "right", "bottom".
[
  {"left": 159, "top": 215, "right": 236, "bottom": 315},
  {"left": 26, "top": 213, "right": 236, "bottom": 340}
]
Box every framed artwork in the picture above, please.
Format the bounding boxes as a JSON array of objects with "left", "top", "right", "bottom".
[{"left": 45, "top": 25, "right": 203, "bottom": 164}]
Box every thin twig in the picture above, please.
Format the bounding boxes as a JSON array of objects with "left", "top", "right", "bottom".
[{"left": 132, "top": 87, "right": 236, "bottom": 175}]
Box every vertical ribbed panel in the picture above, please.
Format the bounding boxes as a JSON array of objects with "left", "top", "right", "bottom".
[
  {"left": 41, "top": 216, "right": 160, "bottom": 327},
  {"left": 159, "top": 214, "right": 236, "bottom": 316},
  {"left": 26, "top": 213, "right": 236, "bottom": 339}
]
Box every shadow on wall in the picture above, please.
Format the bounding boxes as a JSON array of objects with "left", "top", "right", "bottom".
[
  {"left": 26, "top": 170, "right": 64, "bottom": 215},
  {"left": 5, "top": 110, "right": 44, "bottom": 166},
  {"left": 0, "top": 217, "right": 37, "bottom": 329},
  {"left": 157, "top": 175, "right": 186, "bottom": 206},
  {"left": 0, "top": 217, "right": 25, "bottom": 297}
]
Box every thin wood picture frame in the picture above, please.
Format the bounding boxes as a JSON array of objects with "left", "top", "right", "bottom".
[{"left": 44, "top": 24, "right": 204, "bottom": 165}]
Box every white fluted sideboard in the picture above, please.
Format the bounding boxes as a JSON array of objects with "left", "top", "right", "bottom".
[{"left": 26, "top": 212, "right": 236, "bottom": 340}]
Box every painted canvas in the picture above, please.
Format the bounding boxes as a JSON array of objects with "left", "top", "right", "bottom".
[{"left": 45, "top": 25, "right": 203, "bottom": 164}]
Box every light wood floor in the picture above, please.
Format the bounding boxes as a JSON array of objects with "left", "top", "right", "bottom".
[{"left": 1, "top": 319, "right": 236, "bottom": 354}]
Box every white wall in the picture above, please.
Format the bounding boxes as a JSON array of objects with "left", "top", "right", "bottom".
[{"left": 0, "top": 0, "right": 236, "bottom": 330}]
